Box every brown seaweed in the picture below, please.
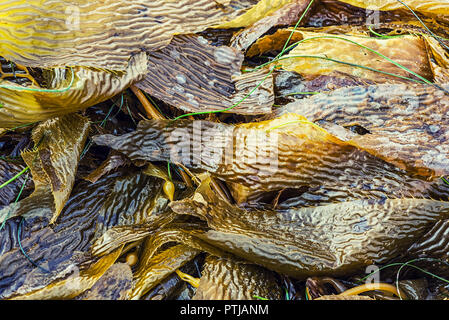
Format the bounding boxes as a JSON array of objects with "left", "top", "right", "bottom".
[
  {"left": 168, "top": 177, "right": 449, "bottom": 279},
  {"left": 136, "top": 35, "right": 274, "bottom": 115},
  {"left": 278, "top": 83, "right": 449, "bottom": 178},
  {"left": 193, "top": 255, "right": 282, "bottom": 300},
  {"left": 93, "top": 114, "right": 449, "bottom": 205},
  {"left": 0, "top": 169, "right": 172, "bottom": 299}
]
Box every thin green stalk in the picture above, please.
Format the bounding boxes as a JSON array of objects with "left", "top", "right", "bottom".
[
  {"left": 5, "top": 122, "right": 36, "bottom": 133},
  {"left": 357, "top": 258, "right": 449, "bottom": 297},
  {"left": 266, "top": 35, "right": 434, "bottom": 86},
  {"left": 167, "top": 161, "right": 172, "bottom": 181},
  {"left": 170, "top": 0, "right": 315, "bottom": 121},
  {"left": 18, "top": 217, "right": 50, "bottom": 274},
  {"left": 395, "top": 258, "right": 449, "bottom": 300},
  {"left": 0, "top": 172, "right": 29, "bottom": 231},
  {"left": 278, "top": 0, "right": 315, "bottom": 56},
  {"left": 0, "top": 166, "right": 30, "bottom": 190},
  {"left": 253, "top": 295, "right": 269, "bottom": 300},
  {"left": 368, "top": 25, "right": 405, "bottom": 39},
  {"left": 395, "top": 0, "right": 449, "bottom": 51},
  {"left": 80, "top": 94, "right": 124, "bottom": 159},
  {"left": 264, "top": 55, "right": 426, "bottom": 84}
]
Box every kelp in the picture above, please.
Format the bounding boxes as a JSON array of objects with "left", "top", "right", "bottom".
[
  {"left": 273, "top": 70, "right": 374, "bottom": 100},
  {"left": 407, "top": 220, "right": 449, "bottom": 263},
  {"left": 0, "top": 160, "right": 30, "bottom": 207},
  {"left": 130, "top": 244, "right": 201, "bottom": 300},
  {"left": 83, "top": 151, "right": 131, "bottom": 184},
  {"left": 135, "top": 35, "right": 274, "bottom": 115},
  {"left": 248, "top": 29, "right": 433, "bottom": 83},
  {"left": 93, "top": 113, "right": 449, "bottom": 204},
  {"left": 337, "top": 0, "right": 449, "bottom": 22},
  {"left": 20, "top": 114, "right": 89, "bottom": 224},
  {"left": 142, "top": 258, "right": 201, "bottom": 300},
  {"left": 305, "top": 0, "right": 411, "bottom": 27},
  {"left": 278, "top": 83, "right": 449, "bottom": 178},
  {"left": 0, "top": 53, "right": 147, "bottom": 128},
  {"left": 75, "top": 263, "right": 133, "bottom": 300},
  {"left": 0, "top": 0, "right": 254, "bottom": 70},
  {"left": 217, "top": 0, "right": 304, "bottom": 29},
  {"left": 0, "top": 169, "right": 172, "bottom": 299},
  {"left": 169, "top": 176, "right": 449, "bottom": 279},
  {"left": 230, "top": 0, "right": 313, "bottom": 51},
  {"left": 193, "top": 255, "right": 282, "bottom": 300}
]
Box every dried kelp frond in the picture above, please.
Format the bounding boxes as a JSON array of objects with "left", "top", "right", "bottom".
[
  {"left": 0, "top": 0, "right": 251, "bottom": 70},
  {"left": 75, "top": 263, "right": 133, "bottom": 300},
  {"left": 169, "top": 177, "right": 449, "bottom": 279},
  {"left": 278, "top": 83, "right": 449, "bottom": 178},
  {"left": 136, "top": 35, "right": 273, "bottom": 115},
  {"left": 93, "top": 114, "right": 449, "bottom": 204},
  {"left": 193, "top": 255, "right": 282, "bottom": 300},
  {"left": 20, "top": 114, "right": 90, "bottom": 223},
  {"left": 0, "top": 53, "right": 147, "bottom": 128},
  {"left": 0, "top": 170, "right": 171, "bottom": 299}
]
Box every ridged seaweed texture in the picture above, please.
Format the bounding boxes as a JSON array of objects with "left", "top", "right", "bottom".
[
  {"left": 0, "top": 169, "right": 170, "bottom": 299},
  {"left": 0, "top": 0, "right": 254, "bottom": 70},
  {"left": 230, "top": 0, "right": 314, "bottom": 51},
  {"left": 305, "top": 0, "right": 413, "bottom": 27},
  {"left": 248, "top": 29, "right": 432, "bottom": 83},
  {"left": 93, "top": 114, "right": 449, "bottom": 204},
  {"left": 193, "top": 255, "right": 283, "bottom": 300},
  {"left": 75, "top": 263, "right": 133, "bottom": 300},
  {"left": 278, "top": 83, "right": 449, "bottom": 178},
  {"left": 0, "top": 53, "right": 147, "bottom": 128},
  {"left": 0, "top": 160, "right": 30, "bottom": 207},
  {"left": 169, "top": 178, "right": 449, "bottom": 279},
  {"left": 136, "top": 35, "right": 273, "bottom": 115}
]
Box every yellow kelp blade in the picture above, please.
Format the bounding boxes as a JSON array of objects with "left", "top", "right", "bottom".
[
  {"left": 0, "top": 53, "right": 147, "bottom": 128},
  {"left": 337, "top": 0, "right": 449, "bottom": 17},
  {"left": 269, "top": 30, "right": 432, "bottom": 83},
  {"left": 217, "top": 0, "right": 302, "bottom": 28},
  {"left": 21, "top": 114, "right": 90, "bottom": 224},
  {"left": 130, "top": 245, "right": 200, "bottom": 300},
  {"left": 0, "top": 0, "right": 250, "bottom": 70},
  {"left": 193, "top": 255, "right": 283, "bottom": 300}
]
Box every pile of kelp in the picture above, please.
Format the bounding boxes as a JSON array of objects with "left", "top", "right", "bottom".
[{"left": 1, "top": 0, "right": 449, "bottom": 300}]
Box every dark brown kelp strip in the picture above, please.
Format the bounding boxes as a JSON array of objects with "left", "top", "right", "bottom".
[{"left": 136, "top": 35, "right": 274, "bottom": 115}]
